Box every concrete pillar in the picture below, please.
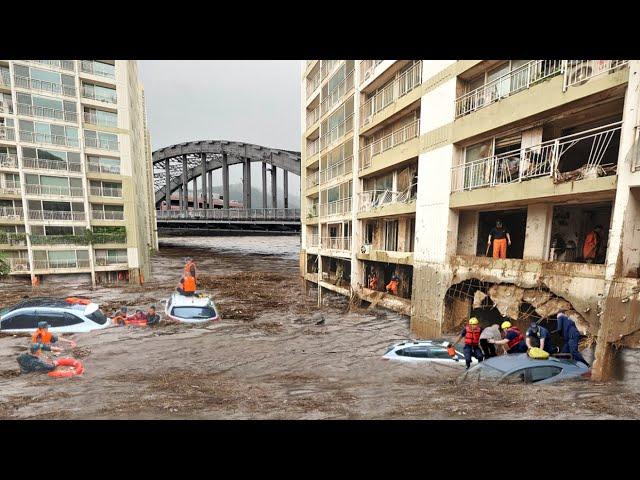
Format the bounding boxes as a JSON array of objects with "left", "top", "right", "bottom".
[
  {"left": 193, "top": 176, "right": 197, "bottom": 209},
  {"left": 283, "top": 170, "right": 289, "bottom": 208},
  {"left": 181, "top": 154, "right": 188, "bottom": 211},
  {"left": 201, "top": 153, "right": 208, "bottom": 209},
  {"left": 271, "top": 165, "right": 278, "bottom": 208},
  {"left": 523, "top": 204, "right": 554, "bottom": 260},
  {"left": 262, "top": 161, "right": 267, "bottom": 209},
  {"left": 222, "top": 153, "right": 229, "bottom": 209},
  {"left": 164, "top": 158, "right": 171, "bottom": 209},
  {"left": 244, "top": 158, "right": 252, "bottom": 209},
  {"left": 207, "top": 170, "right": 213, "bottom": 208}
]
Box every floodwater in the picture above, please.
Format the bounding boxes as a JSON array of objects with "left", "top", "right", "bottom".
[{"left": 1, "top": 236, "right": 640, "bottom": 419}]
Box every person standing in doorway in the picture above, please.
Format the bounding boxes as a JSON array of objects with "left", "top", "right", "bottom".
[
  {"left": 582, "top": 225, "right": 603, "bottom": 264},
  {"left": 488, "top": 220, "right": 512, "bottom": 259}
]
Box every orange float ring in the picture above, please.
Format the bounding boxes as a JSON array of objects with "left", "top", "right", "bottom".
[
  {"left": 65, "top": 297, "right": 91, "bottom": 305},
  {"left": 48, "top": 358, "right": 84, "bottom": 378}
]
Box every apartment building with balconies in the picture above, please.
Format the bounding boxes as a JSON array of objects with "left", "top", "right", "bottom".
[
  {"left": 301, "top": 59, "right": 640, "bottom": 379},
  {"left": 0, "top": 60, "right": 157, "bottom": 286}
]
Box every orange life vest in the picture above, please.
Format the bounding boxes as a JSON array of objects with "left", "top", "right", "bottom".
[
  {"left": 386, "top": 279, "right": 398, "bottom": 294},
  {"left": 447, "top": 346, "right": 457, "bottom": 357},
  {"left": 464, "top": 325, "right": 481, "bottom": 346},
  {"left": 182, "top": 274, "right": 196, "bottom": 293},
  {"left": 31, "top": 328, "right": 53, "bottom": 345},
  {"left": 506, "top": 327, "right": 525, "bottom": 350}
]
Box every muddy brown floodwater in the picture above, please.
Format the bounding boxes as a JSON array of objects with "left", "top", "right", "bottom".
[{"left": 2, "top": 236, "right": 640, "bottom": 419}]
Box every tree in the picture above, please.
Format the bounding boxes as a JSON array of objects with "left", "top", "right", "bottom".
[{"left": 0, "top": 251, "right": 10, "bottom": 277}]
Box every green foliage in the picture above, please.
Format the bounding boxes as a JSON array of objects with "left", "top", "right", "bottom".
[{"left": 0, "top": 251, "right": 10, "bottom": 276}]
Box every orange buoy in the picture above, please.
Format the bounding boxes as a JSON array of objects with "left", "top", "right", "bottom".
[
  {"left": 48, "top": 358, "right": 84, "bottom": 378},
  {"left": 65, "top": 297, "right": 91, "bottom": 305}
]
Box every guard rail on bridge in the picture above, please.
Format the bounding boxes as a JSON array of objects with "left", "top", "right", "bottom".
[{"left": 156, "top": 208, "right": 301, "bottom": 222}]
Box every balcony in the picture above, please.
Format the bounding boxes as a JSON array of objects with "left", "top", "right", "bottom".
[
  {"left": 19, "top": 131, "right": 79, "bottom": 148},
  {"left": 91, "top": 210, "right": 124, "bottom": 220},
  {"left": 33, "top": 259, "right": 91, "bottom": 270},
  {"left": 88, "top": 162, "right": 121, "bottom": 174},
  {"left": 563, "top": 60, "right": 629, "bottom": 91},
  {"left": 451, "top": 122, "right": 622, "bottom": 193},
  {"left": 306, "top": 105, "right": 320, "bottom": 131},
  {"left": 455, "top": 60, "right": 563, "bottom": 119},
  {"left": 85, "top": 137, "right": 119, "bottom": 151},
  {"left": 89, "top": 186, "right": 122, "bottom": 198},
  {"left": 81, "top": 87, "right": 117, "bottom": 104},
  {"left": 307, "top": 137, "right": 320, "bottom": 159},
  {"left": 308, "top": 233, "right": 320, "bottom": 247},
  {"left": 0, "top": 126, "right": 15, "bottom": 141},
  {"left": 0, "top": 233, "right": 27, "bottom": 245},
  {"left": 320, "top": 70, "right": 354, "bottom": 116},
  {"left": 359, "top": 184, "right": 417, "bottom": 213},
  {"left": 80, "top": 61, "right": 115, "bottom": 79},
  {"left": 0, "top": 72, "right": 10, "bottom": 88},
  {"left": 306, "top": 204, "right": 319, "bottom": 219},
  {"left": 319, "top": 197, "right": 352, "bottom": 218},
  {"left": 84, "top": 112, "right": 118, "bottom": 127},
  {"left": 321, "top": 60, "right": 339, "bottom": 80},
  {"left": 26, "top": 60, "right": 75, "bottom": 72},
  {"left": 6, "top": 257, "right": 30, "bottom": 273},
  {"left": 360, "top": 60, "right": 383, "bottom": 84},
  {"left": 306, "top": 72, "right": 321, "bottom": 99},
  {"left": 0, "top": 101, "right": 12, "bottom": 114},
  {"left": 0, "top": 206, "right": 23, "bottom": 219},
  {"left": 360, "top": 62, "right": 422, "bottom": 128},
  {"left": 30, "top": 234, "right": 89, "bottom": 246},
  {"left": 25, "top": 184, "right": 84, "bottom": 197},
  {"left": 321, "top": 236, "right": 351, "bottom": 251},
  {"left": 94, "top": 255, "right": 128, "bottom": 267},
  {"left": 91, "top": 232, "right": 127, "bottom": 244},
  {"left": 319, "top": 155, "right": 353, "bottom": 185},
  {"left": 320, "top": 114, "right": 354, "bottom": 151},
  {"left": 0, "top": 153, "right": 18, "bottom": 169},
  {"left": 28, "top": 210, "right": 86, "bottom": 222},
  {"left": 306, "top": 170, "right": 319, "bottom": 189},
  {"left": 13, "top": 75, "right": 76, "bottom": 97},
  {"left": 0, "top": 181, "right": 21, "bottom": 195},
  {"left": 359, "top": 119, "right": 420, "bottom": 170},
  {"left": 17, "top": 103, "right": 78, "bottom": 123},
  {"left": 22, "top": 157, "right": 82, "bottom": 173}
]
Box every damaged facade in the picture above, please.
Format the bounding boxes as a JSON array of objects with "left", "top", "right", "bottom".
[{"left": 300, "top": 60, "right": 640, "bottom": 380}]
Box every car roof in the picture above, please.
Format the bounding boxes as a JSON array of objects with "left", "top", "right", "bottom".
[
  {"left": 482, "top": 353, "right": 584, "bottom": 373},
  {"left": 170, "top": 292, "right": 212, "bottom": 308},
  {"left": 392, "top": 340, "right": 448, "bottom": 349},
  {"left": 1, "top": 297, "right": 89, "bottom": 313}
]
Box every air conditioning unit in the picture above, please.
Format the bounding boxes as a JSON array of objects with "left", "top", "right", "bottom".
[{"left": 360, "top": 244, "right": 371, "bottom": 254}]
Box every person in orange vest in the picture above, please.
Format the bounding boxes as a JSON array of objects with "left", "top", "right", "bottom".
[
  {"left": 582, "top": 225, "right": 603, "bottom": 263},
  {"left": 31, "top": 321, "right": 74, "bottom": 349},
  {"left": 452, "top": 317, "right": 484, "bottom": 369},
  {"left": 111, "top": 306, "right": 129, "bottom": 327},
  {"left": 488, "top": 321, "right": 527, "bottom": 354},
  {"left": 177, "top": 270, "right": 197, "bottom": 296},
  {"left": 368, "top": 272, "right": 379, "bottom": 290},
  {"left": 184, "top": 257, "right": 197, "bottom": 282},
  {"left": 385, "top": 275, "right": 400, "bottom": 295}
]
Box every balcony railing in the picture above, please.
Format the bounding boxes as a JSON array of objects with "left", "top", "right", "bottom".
[
  {"left": 83, "top": 111, "right": 118, "bottom": 127},
  {"left": 22, "top": 157, "right": 82, "bottom": 173},
  {"left": 30, "top": 234, "right": 89, "bottom": 246},
  {"left": 307, "top": 204, "right": 319, "bottom": 218},
  {"left": 0, "top": 206, "right": 24, "bottom": 219},
  {"left": 306, "top": 105, "right": 320, "bottom": 130},
  {"left": 17, "top": 103, "right": 78, "bottom": 123},
  {"left": 321, "top": 60, "right": 339, "bottom": 80},
  {"left": 91, "top": 210, "right": 124, "bottom": 220},
  {"left": 89, "top": 186, "right": 122, "bottom": 198},
  {"left": 359, "top": 183, "right": 417, "bottom": 212},
  {"left": 320, "top": 155, "right": 353, "bottom": 185},
  {"left": 319, "top": 197, "right": 352, "bottom": 217},
  {"left": 0, "top": 181, "right": 21, "bottom": 195},
  {"left": 455, "top": 60, "right": 563, "bottom": 118},
  {"left": 0, "top": 102, "right": 12, "bottom": 114},
  {"left": 6, "top": 257, "right": 30, "bottom": 272},
  {"left": 308, "top": 233, "right": 320, "bottom": 247},
  {"left": 88, "top": 162, "right": 121, "bottom": 174},
  {"left": 13, "top": 75, "right": 76, "bottom": 97},
  {"left": 321, "top": 236, "right": 352, "bottom": 251},
  {"left": 0, "top": 73, "right": 11, "bottom": 87},
  {"left": 306, "top": 72, "right": 321, "bottom": 99},
  {"left": 563, "top": 60, "right": 629, "bottom": 90},
  {"left": 27, "top": 60, "right": 75, "bottom": 72},
  {"left": 450, "top": 122, "right": 623, "bottom": 193},
  {"left": 320, "top": 70, "right": 354, "bottom": 116},
  {"left": 0, "top": 233, "right": 27, "bottom": 245},
  {"left": 85, "top": 137, "right": 119, "bottom": 151},
  {"left": 156, "top": 208, "right": 300, "bottom": 221},
  {"left": 320, "top": 113, "right": 354, "bottom": 151},
  {"left": 0, "top": 153, "right": 18, "bottom": 169},
  {"left": 94, "top": 256, "right": 128, "bottom": 266},
  {"left": 80, "top": 61, "right": 115, "bottom": 79},
  {"left": 0, "top": 126, "right": 16, "bottom": 141},
  {"left": 359, "top": 119, "right": 420, "bottom": 170},
  {"left": 360, "top": 61, "right": 422, "bottom": 127},
  {"left": 19, "top": 131, "right": 79, "bottom": 148},
  {"left": 33, "top": 259, "right": 91, "bottom": 270},
  {"left": 306, "top": 170, "right": 319, "bottom": 189},
  {"left": 360, "top": 60, "right": 383, "bottom": 84},
  {"left": 24, "top": 184, "right": 84, "bottom": 197},
  {"left": 81, "top": 87, "right": 117, "bottom": 104},
  {"left": 28, "top": 210, "right": 86, "bottom": 222},
  {"left": 307, "top": 137, "right": 320, "bottom": 159},
  {"left": 92, "top": 233, "right": 127, "bottom": 244}
]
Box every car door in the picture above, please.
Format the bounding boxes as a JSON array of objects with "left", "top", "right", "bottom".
[
  {"left": 36, "top": 309, "right": 84, "bottom": 333},
  {"left": 0, "top": 309, "right": 39, "bottom": 332}
]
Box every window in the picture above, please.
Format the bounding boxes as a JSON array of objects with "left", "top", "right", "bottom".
[
  {"left": 384, "top": 220, "right": 398, "bottom": 251},
  {"left": 502, "top": 369, "right": 527, "bottom": 384},
  {"left": 364, "top": 222, "right": 374, "bottom": 244},
  {"left": 86, "top": 309, "right": 108, "bottom": 325},
  {"left": 36, "top": 311, "right": 82, "bottom": 327},
  {"left": 463, "top": 364, "right": 504, "bottom": 382},
  {"left": 396, "top": 346, "right": 430, "bottom": 358},
  {"left": 527, "top": 366, "right": 562, "bottom": 383},
  {"left": 0, "top": 312, "right": 37, "bottom": 330},
  {"left": 171, "top": 306, "right": 216, "bottom": 319},
  {"left": 429, "top": 348, "right": 456, "bottom": 360}
]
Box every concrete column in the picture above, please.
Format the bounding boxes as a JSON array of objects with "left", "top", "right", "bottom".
[
  {"left": 193, "top": 176, "right": 197, "bottom": 209},
  {"left": 283, "top": 170, "right": 289, "bottom": 208},
  {"left": 222, "top": 153, "right": 229, "bottom": 209},
  {"left": 164, "top": 158, "right": 171, "bottom": 209},
  {"left": 523, "top": 204, "right": 553, "bottom": 260},
  {"left": 262, "top": 161, "right": 267, "bottom": 209},
  {"left": 207, "top": 170, "right": 213, "bottom": 208},
  {"left": 201, "top": 153, "right": 207, "bottom": 209},
  {"left": 271, "top": 165, "right": 278, "bottom": 208},
  {"left": 244, "top": 158, "right": 252, "bottom": 209},
  {"left": 181, "top": 155, "right": 188, "bottom": 211}
]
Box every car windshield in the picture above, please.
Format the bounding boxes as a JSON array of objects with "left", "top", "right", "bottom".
[
  {"left": 172, "top": 306, "right": 216, "bottom": 319},
  {"left": 462, "top": 363, "right": 504, "bottom": 382},
  {"left": 86, "top": 309, "right": 108, "bottom": 325}
]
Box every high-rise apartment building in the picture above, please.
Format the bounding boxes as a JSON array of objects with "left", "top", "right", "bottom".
[
  {"left": 300, "top": 60, "right": 640, "bottom": 379},
  {"left": 0, "top": 60, "right": 158, "bottom": 285}
]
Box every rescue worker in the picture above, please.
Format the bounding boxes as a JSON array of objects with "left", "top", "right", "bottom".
[
  {"left": 556, "top": 312, "right": 589, "bottom": 366},
  {"left": 111, "top": 306, "right": 129, "bottom": 327},
  {"left": 31, "top": 321, "right": 74, "bottom": 348},
  {"left": 489, "top": 321, "right": 527, "bottom": 354},
  {"left": 582, "top": 225, "right": 603, "bottom": 264},
  {"left": 177, "top": 270, "right": 197, "bottom": 296},
  {"left": 386, "top": 275, "right": 400, "bottom": 295},
  {"left": 526, "top": 321, "right": 555, "bottom": 354},
  {"left": 184, "top": 257, "right": 197, "bottom": 283},
  {"left": 453, "top": 317, "right": 484, "bottom": 369},
  {"left": 487, "top": 220, "right": 512, "bottom": 259},
  {"left": 146, "top": 305, "right": 161, "bottom": 326},
  {"left": 16, "top": 342, "right": 61, "bottom": 374},
  {"left": 479, "top": 323, "right": 501, "bottom": 359},
  {"left": 368, "top": 272, "right": 379, "bottom": 290}
]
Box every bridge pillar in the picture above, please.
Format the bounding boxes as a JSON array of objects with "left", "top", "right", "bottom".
[
  {"left": 181, "top": 155, "right": 188, "bottom": 211},
  {"left": 271, "top": 165, "right": 278, "bottom": 208},
  {"left": 262, "top": 161, "right": 267, "bottom": 209},
  {"left": 207, "top": 170, "right": 213, "bottom": 208},
  {"left": 164, "top": 158, "right": 170, "bottom": 209},
  {"left": 222, "top": 153, "right": 229, "bottom": 209},
  {"left": 193, "top": 176, "right": 198, "bottom": 209},
  {"left": 283, "top": 170, "right": 289, "bottom": 208},
  {"left": 201, "top": 153, "right": 207, "bottom": 209},
  {"left": 243, "top": 158, "right": 252, "bottom": 209}
]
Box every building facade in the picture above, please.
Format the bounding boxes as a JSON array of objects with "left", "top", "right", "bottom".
[
  {"left": 0, "top": 60, "right": 158, "bottom": 285},
  {"left": 300, "top": 59, "right": 640, "bottom": 379}
]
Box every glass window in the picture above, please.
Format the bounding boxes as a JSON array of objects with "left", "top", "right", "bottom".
[
  {"left": 38, "top": 149, "right": 66, "bottom": 161},
  {"left": 429, "top": 348, "right": 455, "bottom": 359},
  {"left": 0, "top": 313, "right": 38, "bottom": 330},
  {"left": 33, "top": 96, "right": 62, "bottom": 111},
  {"left": 13, "top": 65, "right": 29, "bottom": 78},
  {"left": 527, "top": 366, "right": 562, "bottom": 383},
  {"left": 502, "top": 369, "right": 527, "bottom": 384},
  {"left": 171, "top": 306, "right": 216, "bottom": 319},
  {"left": 40, "top": 176, "right": 68, "bottom": 187},
  {"left": 30, "top": 68, "right": 61, "bottom": 85},
  {"left": 17, "top": 93, "right": 31, "bottom": 105},
  {"left": 86, "top": 309, "right": 108, "bottom": 325},
  {"left": 398, "top": 346, "right": 431, "bottom": 358},
  {"left": 384, "top": 220, "right": 398, "bottom": 251}
]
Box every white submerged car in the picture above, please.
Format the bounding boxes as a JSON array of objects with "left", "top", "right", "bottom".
[
  {"left": 382, "top": 340, "right": 478, "bottom": 367},
  {"left": 164, "top": 292, "right": 219, "bottom": 323},
  {"left": 0, "top": 297, "right": 111, "bottom": 334}
]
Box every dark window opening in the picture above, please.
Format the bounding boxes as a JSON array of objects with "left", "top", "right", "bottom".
[{"left": 477, "top": 209, "right": 527, "bottom": 259}]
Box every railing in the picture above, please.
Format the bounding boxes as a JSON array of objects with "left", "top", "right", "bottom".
[
  {"left": 0, "top": 72, "right": 11, "bottom": 87},
  {"left": 28, "top": 210, "right": 86, "bottom": 222},
  {"left": 81, "top": 86, "right": 117, "bottom": 104},
  {"left": 306, "top": 105, "right": 320, "bottom": 130},
  {"left": 91, "top": 210, "right": 124, "bottom": 220},
  {"left": 27, "top": 60, "right": 75, "bottom": 72},
  {"left": 321, "top": 60, "right": 339, "bottom": 80},
  {"left": 85, "top": 137, "right": 119, "bottom": 151},
  {"left": 83, "top": 111, "right": 118, "bottom": 127},
  {"left": 89, "top": 186, "right": 122, "bottom": 197},
  {"left": 17, "top": 103, "right": 78, "bottom": 123},
  {"left": 321, "top": 236, "right": 352, "bottom": 251},
  {"left": 0, "top": 102, "right": 12, "bottom": 114},
  {"left": 6, "top": 257, "right": 30, "bottom": 272},
  {"left": 33, "top": 259, "right": 92, "bottom": 270},
  {"left": 19, "top": 131, "right": 79, "bottom": 148},
  {"left": 306, "top": 71, "right": 321, "bottom": 99},
  {"left": 156, "top": 208, "right": 301, "bottom": 221},
  {"left": 30, "top": 234, "right": 89, "bottom": 245},
  {"left": 319, "top": 197, "right": 352, "bottom": 217},
  {"left": 307, "top": 204, "right": 319, "bottom": 218},
  {"left": 94, "top": 256, "right": 128, "bottom": 266},
  {"left": 24, "top": 184, "right": 84, "bottom": 197},
  {"left": 455, "top": 60, "right": 563, "bottom": 118},
  {"left": 359, "top": 184, "right": 417, "bottom": 212},
  {"left": 307, "top": 137, "right": 320, "bottom": 159},
  {"left": 359, "top": 119, "right": 420, "bottom": 170},
  {"left": 88, "top": 162, "right": 121, "bottom": 174},
  {"left": 0, "top": 181, "right": 21, "bottom": 195},
  {"left": 319, "top": 155, "right": 353, "bottom": 184},
  {"left": 563, "top": 60, "right": 629, "bottom": 90},
  {"left": 0, "top": 233, "right": 27, "bottom": 245},
  {"left": 320, "top": 113, "right": 354, "bottom": 151},
  {"left": 360, "top": 60, "right": 383, "bottom": 84},
  {"left": 92, "top": 233, "right": 127, "bottom": 244},
  {"left": 320, "top": 69, "right": 354, "bottom": 116},
  {"left": 450, "top": 122, "right": 623, "bottom": 193},
  {"left": 360, "top": 61, "right": 422, "bottom": 127},
  {"left": 308, "top": 233, "right": 320, "bottom": 247},
  {"left": 13, "top": 75, "right": 76, "bottom": 97},
  {"left": 22, "top": 157, "right": 82, "bottom": 173},
  {"left": 0, "top": 126, "right": 16, "bottom": 141},
  {"left": 0, "top": 206, "right": 24, "bottom": 219},
  {"left": 306, "top": 170, "right": 319, "bottom": 189},
  {"left": 80, "top": 61, "right": 115, "bottom": 79},
  {"left": 0, "top": 153, "right": 18, "bottom": 169}
]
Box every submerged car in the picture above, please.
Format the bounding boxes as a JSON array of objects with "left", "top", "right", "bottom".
[
  {"left": 0, "top": 297, "right": 110, "bottom": 333},
  {"left": 382, "top": 340, "right": 477, "bottom": 367},
  {"left": 459, "top": 353, "right": 590, "bottom": 385},
  {"left": 164, "top": 292, "right": 219, "bottom": 323}
]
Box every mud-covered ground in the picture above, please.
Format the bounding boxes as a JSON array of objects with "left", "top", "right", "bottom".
[{"left": 1, "top": 236, "right": 640, "bottom": 419}]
